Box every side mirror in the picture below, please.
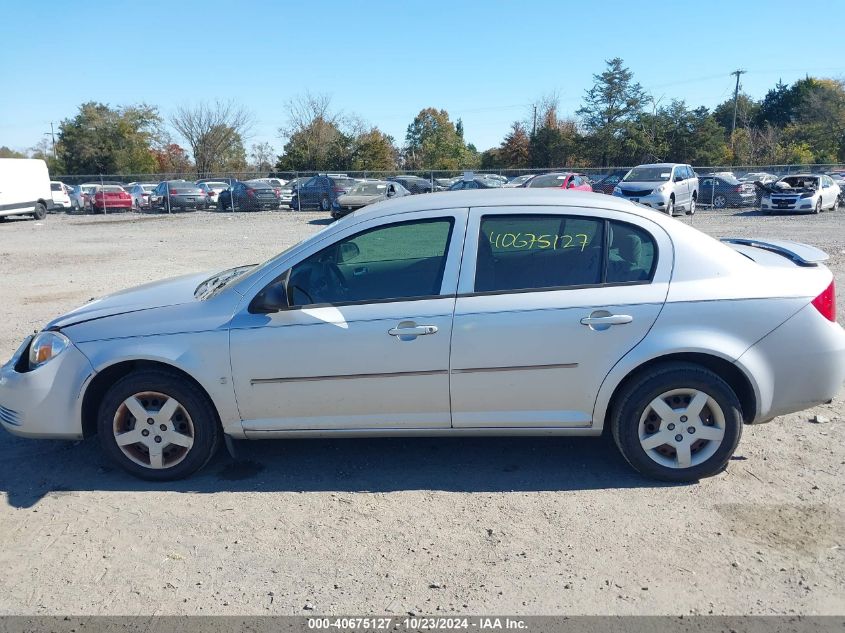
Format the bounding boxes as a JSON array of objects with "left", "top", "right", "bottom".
[
  {"left": 386, "top": 188, "right": 396, "bottom": 198},
  {"left": 339, "top": 242, "right": 360, "bottom": 263},
  {"left": 674, "top": 175, "right": 683, "bottom": 183},
  {"left": 251, "top": 280, "right": 288, "bottom": 313}
]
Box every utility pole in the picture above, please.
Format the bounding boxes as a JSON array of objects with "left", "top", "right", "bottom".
[
  {"left": 532, "top": 105, "right": 537, "bottom": 136},
  {"left": 730, "top": 69, "right": 746, "bottom": 143}
]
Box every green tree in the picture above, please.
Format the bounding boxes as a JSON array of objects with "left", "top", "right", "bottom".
[
  {"left": 404, "top": 108, "right": 476, "bottom": 169},
  {"left": 171, "top": 101, "right": 253, "bottom": 176},
  {"left": 0, "top": 146, "right": 26, "bottom": 158},
  {"left": 57, "top": 102, "right": 160, "bottom": 174},
  {"left": 528, "top": 98, "right": 581, "bottom": 168},
  {"left": 498, "top": 122, "right": 530, "bottom": 168},
  {"left": 349, "top": 128, "right": 397, "bottom": 171},
  {"left": 576, "top": 58, "right": 647, "bottom": 165},
  {"left": 713, "top": 94, "right": 759, "bottom": 133}
]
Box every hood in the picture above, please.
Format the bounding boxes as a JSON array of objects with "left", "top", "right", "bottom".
[
  {"left": 47, "top": 271, "right": 213, "bottom": 330},
  {"left": 336, "top": 193, "right": 383, "bottom": 207}
]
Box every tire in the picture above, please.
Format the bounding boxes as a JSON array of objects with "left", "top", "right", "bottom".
[
  {"left": 610, "top": 362, "right": 743, "bottom": 482},
  {"left": 713, "top": 194, "right": 727, "bottom": 209},
  {"left": 813, "top": 198, "right": 821, "bottom": 214},
  {"left": 320, "top": 195, "right": 330, "bottom": 212},
  {"left": 97, "top": 369, "right": 221, "bottom": 481},
  {"left": 686, "top": 195, "right": 696, "bottom": 216},
  {"left": 665, "top": 197, "right": 675, "bottom": 216},
  {"left": 32, "top": 202, "right": 47, "bottom": 220}
]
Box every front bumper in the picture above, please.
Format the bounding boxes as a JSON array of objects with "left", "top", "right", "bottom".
[
  {"left": 613, "top": 190, "right": 670, "bottom": 211},
  {"left": 761, "top": 197, "right": 816, "bottom": 212},
  {"left": 0, "top": 336, "right": 95, "bottom": 439}
]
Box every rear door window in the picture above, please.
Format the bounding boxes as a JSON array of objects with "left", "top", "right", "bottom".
[{"left": 476, "top": 215, "right": 604, "bottom": 292}]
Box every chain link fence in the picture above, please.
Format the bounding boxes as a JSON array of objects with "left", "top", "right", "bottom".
[{"left": 54, "top": 163, "right": 845, "bottom": 215}]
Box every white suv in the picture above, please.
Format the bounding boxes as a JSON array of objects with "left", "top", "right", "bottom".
[{"left": 613, "top": 163, "right": 699, "bottom": 216}]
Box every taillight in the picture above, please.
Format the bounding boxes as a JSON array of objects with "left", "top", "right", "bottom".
[
  {"left": 732, "top": 185, "right": 742, "bottom": 192},
  {"left": 246, "top": 189, "right": 255, "bottom": 197},
  {"left": 169, "top": 188, "right": 178, "bottom": 195},
  {"left": 333, "top": 187, "right": 345, "bottom": 194},
  {"left": 812, "top": 280, "right": 836, "bottom": 322}
]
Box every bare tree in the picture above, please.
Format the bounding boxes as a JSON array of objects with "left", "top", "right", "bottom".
[
  {"left": 171, "top": 101, "right": 254, "bottom": 177},
  {"left": 250, "top": 142, "right": 276, "bottom": 172}
]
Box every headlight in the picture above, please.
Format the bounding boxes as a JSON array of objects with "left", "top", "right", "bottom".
[
  {"left": 28, "top": 331, "right": 70, "bottom": 370},
  {"left": 800, "top": 192, "right": 815, "bottom": 199},
  {"left": 656, "top": 185, "right": 666, "bottom": 193},
  {"left": 612, "top": 186, "right": 621, "bottom": 194}
]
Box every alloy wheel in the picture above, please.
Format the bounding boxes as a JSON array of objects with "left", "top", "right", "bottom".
[
  {"left": 638, "top": 388, "right": 726, "bottom": 469},
  {"left": 112, "top": 391, "right": 195, "bottom": 469}
]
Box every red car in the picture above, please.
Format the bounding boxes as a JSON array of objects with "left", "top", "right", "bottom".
[
  {"left": 523, "top": 172, "right": 593, "bottom": 191},
  {"left": 91, "top": 186, "right": 133, "bottom": 212}
]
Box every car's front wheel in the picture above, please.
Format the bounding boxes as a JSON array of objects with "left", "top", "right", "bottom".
[
  {"left": 98, "top": 369, "right": 220, "bottom": 480},
  {"left": 32, "top": 202, "right": 47, "bottom": 220},
  {"left": 611, "top": 362, "right": 743, "bottom": 482},
  {"left": 665, "top": 197, "right": 675, "bottom": 216}
]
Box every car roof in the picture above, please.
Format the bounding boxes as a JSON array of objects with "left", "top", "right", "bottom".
[
  {"left": 782, "top": 173, "right": 819, "bottom": 178},
  {"left": 346, "top": 189, "right": 672, "bottom": 225}
]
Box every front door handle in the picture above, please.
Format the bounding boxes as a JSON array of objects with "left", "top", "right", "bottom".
[
  {"left": 388, "top": 322, "right": 438, "bottom": 340},
  {"left": 580, "top": 311, "right": 633, "bottom": 331}
]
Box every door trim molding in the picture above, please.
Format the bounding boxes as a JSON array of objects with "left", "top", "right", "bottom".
[
  {"left": 450, "top": 362, "right": 578, "bottom": 374},
  {"left": 250, "top": 369, "right": 449, "bottom": 385}
]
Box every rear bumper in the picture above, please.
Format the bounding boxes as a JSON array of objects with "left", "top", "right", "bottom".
[
  {"left": 738, "top": 303, "right": 845, "bottom": 421},
  {"left": 0, "top": 337, "right": 94, "bottom": 439}
]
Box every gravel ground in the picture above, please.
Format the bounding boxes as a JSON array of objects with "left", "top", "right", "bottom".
[{"left": 0, "top": 206, "right": 843, "bottom": 616}]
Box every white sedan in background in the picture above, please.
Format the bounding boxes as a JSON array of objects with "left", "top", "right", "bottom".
[
  {"left": 760, "top": 174, "right": 841, "bottom": 213},
  {"left": 197, "top": 181, "right": 230, "bottom": 208},
  {"left": 2, "top": 190, "right": 844, "bottom": 482}
]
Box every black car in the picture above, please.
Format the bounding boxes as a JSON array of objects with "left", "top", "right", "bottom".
[
  {"left": 218, "top": 180, "right": 281, "bottom": 211},
  {"left": 591, "top": 169, "right": 629, "bottom": 195},
  {"left": 290, "top": 175, "right": 357, "bottom": 211},
  {"left": 448, "top": 177, "right": 503, "bottom": 191},
  {"left": 387, "top": 175, "right": 434, "bottom": 194},
  {"left": 698, "top": 175, "right": 756, "bottom": 209}
]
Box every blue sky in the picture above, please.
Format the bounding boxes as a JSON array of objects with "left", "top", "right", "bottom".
[{"left": 2, "top": 0, "right": 845, "bottom": 157}]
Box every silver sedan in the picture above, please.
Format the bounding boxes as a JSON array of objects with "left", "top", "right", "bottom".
[{"left": 2, "top": 190, "right": 844, "bottom": 482}]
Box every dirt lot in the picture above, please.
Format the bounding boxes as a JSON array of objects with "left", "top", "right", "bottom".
[{"left": 0, "top": 206, "right": 843, "bottom": 616}]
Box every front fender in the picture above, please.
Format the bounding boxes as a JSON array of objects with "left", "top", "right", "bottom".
[{"left": 75, "top": 330, "right": 243, "bottom": 437}]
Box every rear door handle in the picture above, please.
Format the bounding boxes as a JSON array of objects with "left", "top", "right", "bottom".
[
  {"left": 388, "top": 323, "right": 438, "bottom": 340},
  {"left": 580, "top": 312, "right": 633, "bottom": 331}
]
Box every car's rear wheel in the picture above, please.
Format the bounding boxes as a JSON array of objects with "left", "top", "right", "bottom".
[
  {"left": 320, "top": 195, "right": 330, "bottom": 212},
  {"left": 713, "top": 194, "right": 727, "bottom": 209},
  {"left": 98, "top": 369, "right": 220, "bottom": 481},
  {"left": 32, "top": 202, "right": 47, "bottom": 220},
  {"left": 611, "top": 362, "right": 742, "bottom": 482}
]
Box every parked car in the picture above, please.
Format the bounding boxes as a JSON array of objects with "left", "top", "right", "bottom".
[
  {"left": 829, "top": 173, "right": 845, "bottom": 206},
  {"left": 504, "top": 174, "right": 536, "bottom": 188},
  {"left": 387, "top": 175, "right": 434, "bottom": 194},
  {"left": 612, "top": 163, "right": 698, "bottom": 216},
  {"left": 290, "top": 175, "right": 357, "bottom": 211},
  {"left": 197, "top": 181, "right": 229, "bottom": 209},
  {"left": 197, "top": 177, "right": 238, "bottom": 188},
  {"left": 331, "top": 180, "right": 410, "bottom": 218},
  {"left": 740, "top": 172, "right": 777, "bottom": 185},
  {"left": 759, "top": 174, "right": 840, "bottom": 214},
  {"left": 591, "top": 170, "right": 629, "bottom": 195},
  {"left": 0, "top": 158, "right": 53, "bottom": 220},
  {"left": 448, "top": 176, "right": 503, "bottom": 190},
  {"left": 91, "top": 185, "right": 132, "bottom": 213},
  {"left": 3, "top": 189, "right": 843, "bottom": 483},
  {"left": 280, "top": 177, "right": 310, "bottom": 208},
  {"left": 435, "top": 177, "right": 459, "bottom": 190},
  {"left": 50, "top": 181, "right": 72, "bottom": 210},
  {"left": 524, "top": 172, "right": 593, "bottom": 191},
  {"left": 150, "top": 181, "right": 208, "bottom": 212},
  {"left": 698, "top": 175, "right": 756, "bottom": 209},
  {"left": 126, "top": 183, "right": 158, "bottom": 210},
  {"left": 218, "top": 180, "right": 281, "bottom": 211},
  {"left": 69, "top": 183, "right": 99, "bottom": 211}
]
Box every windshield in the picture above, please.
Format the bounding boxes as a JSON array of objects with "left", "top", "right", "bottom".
[
  {"left": 142, "top": 185, "right": 157, "bottom": 192},
  {"left": 623, "top": 167, "right": 672, "bottom": 182},
  {"left": 349, "top": 182, "right": 388, "bottom": 195}
]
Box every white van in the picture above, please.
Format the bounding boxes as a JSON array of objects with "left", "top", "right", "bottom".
[{"left": 0, "top": 158, "right": 53, "bottom": 220}]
